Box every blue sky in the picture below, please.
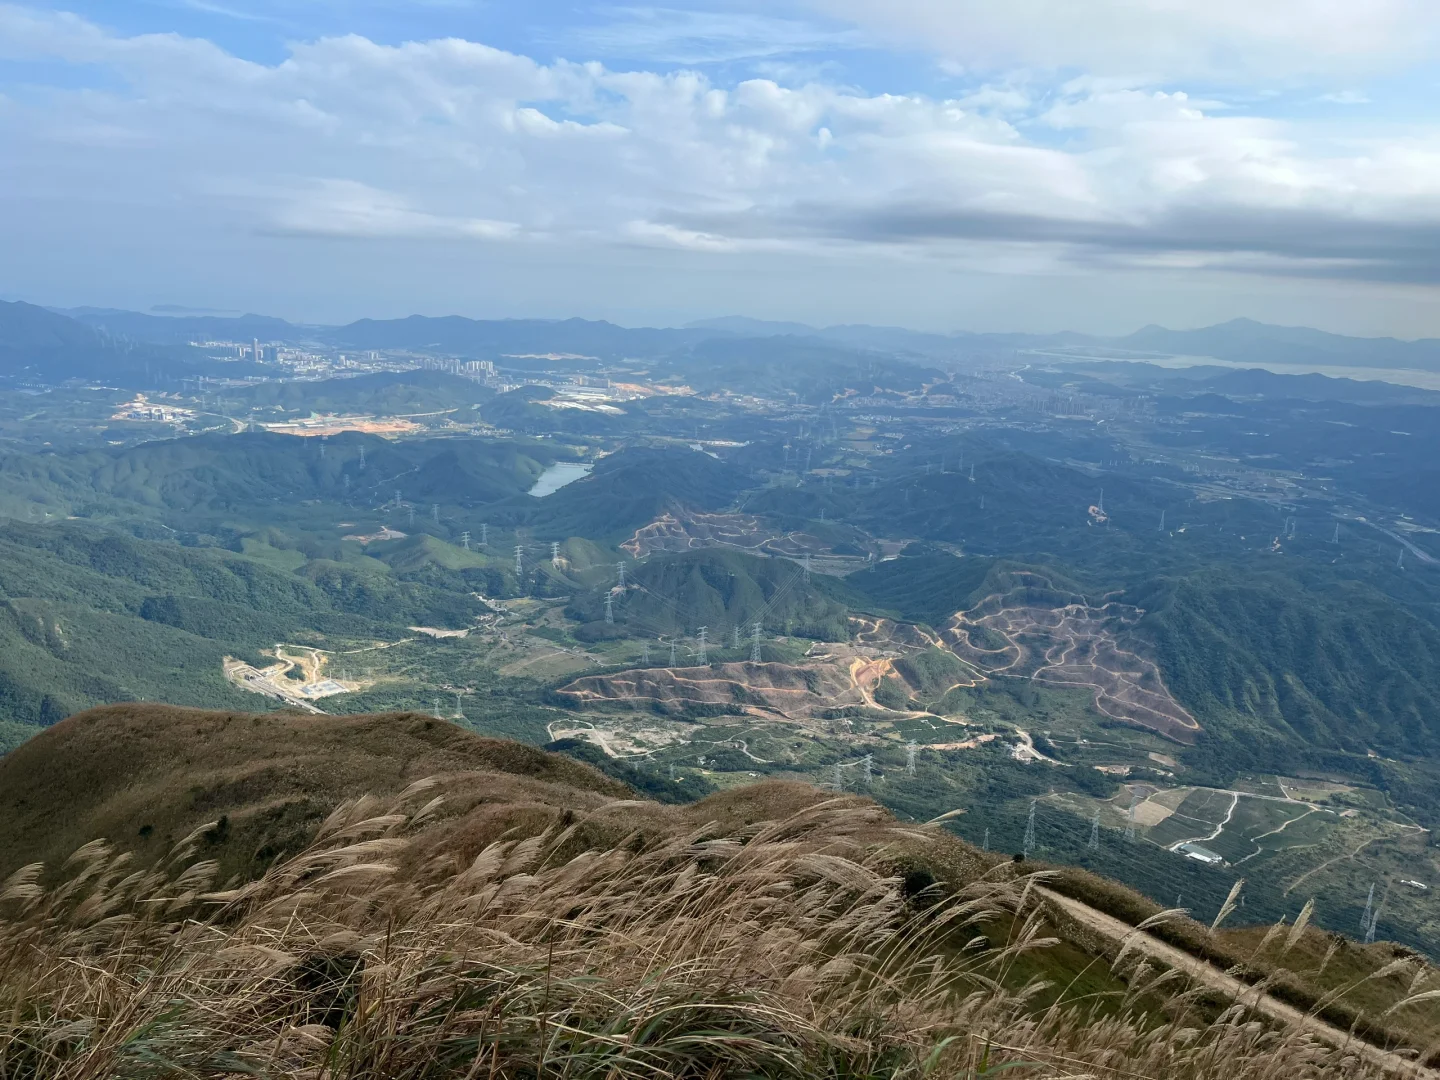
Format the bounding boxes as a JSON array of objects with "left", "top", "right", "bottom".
[{"left": 5, "top": 0, "right": 1440, "bottom": 334}]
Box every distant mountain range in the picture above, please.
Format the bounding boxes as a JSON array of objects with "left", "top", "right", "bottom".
[
  {"left": 688, "top": 315, "right": 1440, "bottom": 372},
  {"left": 4, "top": 299, "right": 1440, "bottom": 383}
]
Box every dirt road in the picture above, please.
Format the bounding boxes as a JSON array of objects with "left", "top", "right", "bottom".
[{"left": 1038, "top": 887, "right": 1434, "bottom": 1077}]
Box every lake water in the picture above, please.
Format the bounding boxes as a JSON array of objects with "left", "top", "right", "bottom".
[{"left": 528, "top": 461, "right": 592, "bottom": 497}]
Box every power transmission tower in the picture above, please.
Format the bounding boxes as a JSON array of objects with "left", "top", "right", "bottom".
[
  {"left": 641, "top": 642, "right": 650, "bottom": 664},
  {"left": 750, "top": 622, "right": 763, "bottom": 663},
  {"left": 696, "top": 627, "right": 708, "bottom": 665},
  {"left": 670, "top": 639, "right": 678, "bottom": 666},
  {"left": 1366, "top": 891, "right": 1384, "bottom": 945},
  {"left": 1023, "top": 800, "right": 1037, "bottom": 857},
  {"left": 480, "top": 523, "right": 488, "bottom": 546},
  {"left": 1360, "top": 883, "right": 1375, "bottom": 935},
  {"left": 394, "top": 488, "right": 401, "bottom": 508},
  {"left": 982, "top": 828, "right": 990, "bottom": 852},
  {"left": 454, "top": 690, "right": 464, "bottom": 718},
  {"left": 604, "top": 593, "right": 615, "bottom": 624},
  {"left": 319, "top": 436, "right": 326, "bottom": 459},
  {"left": 862, "top": 753, "right": 873, "bottom": 785},
  {"left": 617, "top": 561, "right": 626, "bottom": 587},
  {"left": 408, "top": 507, "right": 415, "bottom": 526},
  {"left": 460, "top": 531, "right": 470, "bottom": 551},
  {"left": 905, "top": 740, "right": 917, "bottom": 777},
  {"left": 1125, "top": 791, "right": 1140, "bottom": 840},
  {"left": 514, "top": 545, "right": 524, "bottom": 576},
  {"left": 669, "top": 763, "right": 676, "bottom": 782},
  {"left": 1089, "top": 811, "right": 1100, "bottom": 851},
  {"left": 732, "top": 625, "right": 740, "bottom": 649},
  {"left": 359, "top": 446, "right": 366, "bottom": 471},
  {"left": 551, "top": 541, "right": 560, "bottom": 564}
]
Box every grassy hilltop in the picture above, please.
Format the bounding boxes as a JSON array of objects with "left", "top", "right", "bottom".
[{"left": 2, "top": 705, "right": 1439, "bottom": 1079}]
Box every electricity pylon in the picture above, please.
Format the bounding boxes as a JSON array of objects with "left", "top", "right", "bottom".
[
  {"left": 750, "top": 622, "right": 763, "bottom": 663},
  {"left": 1023, "top": 800, "right": 1037, "bottom": 857},
  {"left": 905, "top": 740, "right": 917, "bottom": 777},
  {"left": 696, "top": 627, "right": 708, "bottom": 665}
]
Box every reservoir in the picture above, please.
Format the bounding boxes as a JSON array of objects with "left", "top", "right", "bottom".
[{"left": 528, "top": 461, "right": 592, "bottom": 497}]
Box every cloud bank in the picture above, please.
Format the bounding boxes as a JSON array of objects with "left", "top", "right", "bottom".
[{"left": 3, "top": 2, "right": 1440, "bottom": 323}]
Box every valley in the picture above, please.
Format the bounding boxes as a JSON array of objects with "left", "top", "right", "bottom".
[{"left": 1, "top": 308, "right": 1440, "bottom": 958}]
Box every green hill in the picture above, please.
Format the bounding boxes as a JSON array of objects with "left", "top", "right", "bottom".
[
  {"left": 0, "top": 522, "right": 490, "bottom": 743},
  {"left": 229, "top": 370, "right": 493, "bottom": 414},
  {"left": 496, "top": 446, "right": 747, "bottom": 540},
  {"left": 566, "top": 548, "right": 857, "bottom": 641},
  {"left": 1132, "top": 568, "right": 1440, "bottom": 775},
  {"left": 0, "top": 431, "right": 564, "bottom": 523}
]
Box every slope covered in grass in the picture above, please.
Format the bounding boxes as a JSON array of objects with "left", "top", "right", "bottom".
[
  {"left": 2, "top": 706, "right": 1436, "bottom": 1077},
  {"left": 0, "top": 703, "right": 629, "bottom": 882}
]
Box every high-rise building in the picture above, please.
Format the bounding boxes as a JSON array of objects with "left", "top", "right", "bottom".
[{"left": 252, "top": 338, "right": 261, "bottom": 362}]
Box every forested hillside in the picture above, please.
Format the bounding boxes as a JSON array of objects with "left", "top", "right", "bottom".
[{"left": 566, "top": 548, "right": 857, "bottom": 641}]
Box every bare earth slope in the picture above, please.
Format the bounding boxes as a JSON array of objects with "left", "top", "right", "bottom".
[{"left": 942, "top": 572, "right": 1202, "bottom": 743}]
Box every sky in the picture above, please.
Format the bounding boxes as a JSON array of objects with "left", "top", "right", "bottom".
[{"left": 5, "top": 1, "right": 1440, "bottom": 335}]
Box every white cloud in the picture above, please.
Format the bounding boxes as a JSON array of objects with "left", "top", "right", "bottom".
[
  {"left": 3, "top": 1, "right": 1440, "bottom": 296},
  {"left": 800, "top": 0, "right": 1440, "bottom": 81},
  {"left": 563, "top": 7, "right": 861, "bottom": 64}
]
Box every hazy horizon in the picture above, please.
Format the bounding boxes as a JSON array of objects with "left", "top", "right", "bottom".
[{"left": 7, "top": 2, "right": 1440, "bottom": 337}]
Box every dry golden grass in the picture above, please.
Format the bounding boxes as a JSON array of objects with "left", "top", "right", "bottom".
[
  {"left": 0, "top": 705, "right": 631, "bottom": 882},
  {"left": 0, "top": 781, "right": 1417, "bottom": 1080}
]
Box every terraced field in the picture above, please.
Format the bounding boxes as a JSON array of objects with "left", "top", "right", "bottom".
[{"left": 1146, "top": 788, "right": 1237, "bottom": 848}]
